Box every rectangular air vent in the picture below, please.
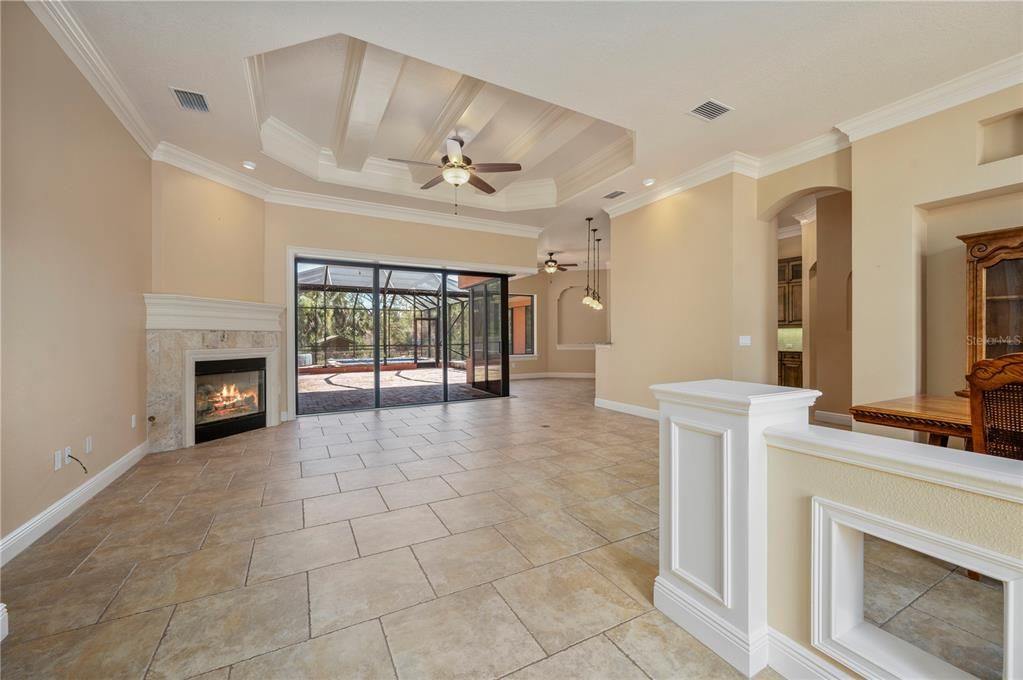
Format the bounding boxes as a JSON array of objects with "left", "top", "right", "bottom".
[
  {"left": 688, "top": 99, "right": 732, "bottom": 121},
  {"left": 171, "top": 88, "right": 209, "bottom": 112},
  {"left": 603, "top": 190, "right": 626, "bottom": 200}
]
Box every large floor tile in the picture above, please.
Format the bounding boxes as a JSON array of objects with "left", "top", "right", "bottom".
[
  {"left": 882, "top": 607, "right": 1003, "bottom": 680},
  {"left": 553, "top": 470, "right": 638, "bottom": 500},
  {"left": 230, "top": 620, "right": 395, "bottom": 680},
  {"left": 496, "top": 480, "right": 586, "bottom": 515},
  {"left": 624, "top": 484, "right": 659, "bottom": 513},
  {"left": 564, "top": 495, "right": 658, "bottom": 541},
  {"left": 442, "top": 467, "right": 515, "bottom": 495},
  {"left": 0, "top": 608, "right": 172, "bottom": 679},
  {"left": 413, "top": 527, "right": 532, "bottom": 595},
  {"left": 863, "top": 561, "right": 932, "bottom": 625},
  {"left": 398, "top": 456, "right": 465, "bottom": 479},
  {"left": 204, "top": 500, "right": 303, "bottom": 546},
  {"left": 382, "top": 584, "right": 545, "bottom": 679},
  {"left": 495, "top": 511, "right": 606, "bottom": 565},
  {"left": 494, "top": 557, "right": 645, "bottom": 653},
  {"left": 102, "top": 541, "right": 251, "bottom": 619},
  {"left": 300, "top": 455, "right": 364, "bottom": 477},
  {"left": 580, "top": 532, "right": 659, "bottom": 608},
  {"left": 379, "top": 476, "right": 458, "bottom": 510},
  {"left": 308, "top": 547, "right": 434, "bottom": 635},
  {"left": 864, "top": 535, "right": 955, "bottom": 585},
  {"left": 303, "top": 487, "right": 387, "bottom": 526},
  {"left": 337, "top": 464, "right": 406, "bottom": 491},
  {"left": 248, "top": 521, "right": 358, "bottom": 583},
  {"left": 606, "top": 610, "right": 743, "bottom": 679},
  {"left": 430, "top": 491, "right": 522, "bottom": 533},
  {"left": 351, "top": 505, "right": 449, "bottom": 555},
  {"left": 0, "top": 527, "right": 111, "bottom": 588},
  {"left": 1, "top": 564, "right": 133, "bottom": 643},
  {"left": 147, "top": 574, "right": 309, "bottom": 680},
  {"left": 912, "top": 572, "right": 1003, "bottom": 644},
  {"left": 506, "top": 635, "right": 647, "bottom": 680},
  {"left": 74, "top": 513, "right": 211, "bottom": 573},
  {"left": 262, "top": 473, "right": 340, "bottom": 505}
]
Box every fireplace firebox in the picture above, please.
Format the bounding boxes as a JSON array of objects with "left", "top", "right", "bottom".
[{"left": 194, "top": 357, "right": 266, "bottom": 443}]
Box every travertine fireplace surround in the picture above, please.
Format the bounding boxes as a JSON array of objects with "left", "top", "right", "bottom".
[{"left": 144, "top": 295, "right": 284, "bottom": 452}]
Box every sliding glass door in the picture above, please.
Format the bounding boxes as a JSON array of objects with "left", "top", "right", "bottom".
[{"left": 295, "top": 258, "right": 508, "bottom": 414}]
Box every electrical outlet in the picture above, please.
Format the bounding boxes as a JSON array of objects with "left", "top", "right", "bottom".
[
  {"left": 85, "top": 435, "right": 93, "bottom": 454},
  {"left": 131, "top": 414, "right": 137, "bottom": 430},
  {"left": 64, "top": 446, "right": 72, "bottom": 465},
  {"left": 54, "top": 450, "right": 62, "bottom": 471}
]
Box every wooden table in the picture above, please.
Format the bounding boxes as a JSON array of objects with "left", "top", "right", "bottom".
[{"left": 849, "top": 395, "right": 972, "bottom": 448}]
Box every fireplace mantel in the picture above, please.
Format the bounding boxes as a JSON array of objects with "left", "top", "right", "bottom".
[{"left": 145, "top": 294, "right": 284, "bottom": 332}]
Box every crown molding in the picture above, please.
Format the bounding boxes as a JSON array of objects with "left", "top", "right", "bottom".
[
  {"left": 758, "top": 130, "right": 850, "bottom": 178},
  {"left": 153, "top": 142, "right": 273, "bottom": 199},
  {"left": 152, "top": 142, "right": 542, "bottom": 239},
  {"left": 556, "top": 134, "right": 635, "bottom": 204},
  {"left": 28, "top": 0, "right": 156, "bottom": 155},
  {"left": 837, "top": 52, "right": 1023, "bottom": 142},
  {"left": 777, "top": 224, "right": 802, "bottom": 240},
  {"left": 605, "top": 151, "right": 759, "bottom": 219}
]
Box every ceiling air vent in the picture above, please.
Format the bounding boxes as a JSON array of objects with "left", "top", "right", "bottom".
[
  {"left": 171, "top": 88, "right": 209, "bottom": 112},
  {"left": 688, "top": 99, "right": 732, "bottom": 121},
  {"left": 603, "top": 190, "right": 626, "bottom": 200}
]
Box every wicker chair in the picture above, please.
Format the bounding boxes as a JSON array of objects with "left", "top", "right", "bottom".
[{"left": 966, "top": 352, "right": 1023, "bottom": 459}]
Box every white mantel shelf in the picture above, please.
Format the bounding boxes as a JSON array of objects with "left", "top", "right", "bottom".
[{"left": 145, "top": 294, "right": 284, "bottom": 332}]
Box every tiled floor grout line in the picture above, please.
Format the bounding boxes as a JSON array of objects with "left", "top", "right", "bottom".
[{"left": 142, "top": 602, "right": 177, "bottom": 678}]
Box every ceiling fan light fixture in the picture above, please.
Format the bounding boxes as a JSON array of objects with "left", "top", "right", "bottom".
[
  {"left": 544, "top": 261, "right": 559, "bottom": 274},
  {"left": 442, "top": 166, "right": 470, "bottom": 187},
  {"left": 582, "top": 291, "right": 593, "bottom": 306}
]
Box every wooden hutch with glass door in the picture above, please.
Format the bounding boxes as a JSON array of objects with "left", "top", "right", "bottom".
[{"left": 957, "top": 225, "right": 1023, "bottom": 394}]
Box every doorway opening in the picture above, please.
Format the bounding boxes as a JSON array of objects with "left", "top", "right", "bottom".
[{"left": 295, "top": 259, "right": 509, "bottom": 414}]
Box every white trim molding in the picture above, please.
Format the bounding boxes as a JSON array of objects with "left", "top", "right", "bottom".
[
  {"left": 758, "top": 130, "right": 850, "bottom": 178},
  {"left": 27, "top": 1, "right": 156, "bottom": 154},
  {"left": 777, "top": 224, "right": 802, "bottom": 240},
  {"left": 811, "top": 497, "right": 1023, "bottom": 679},
  {"left": 145, "top": 294, "right": 284, "bottom": 332},
  {"left": 593, "top": 397, "right": 659, "bottom": 420},
  {"left": 0, "top": 604, "right": 7, "bottom": 642},
  {"left": 184, "top": 347, "right": 281, "bottom": 448},
  {"left": 837, "top": 52, "right": 1023, "bottom": 142},
  {"left": 606, "top": 152, "right": 759, "bottom": 219},
  {"left": 767, "top": 628, "right": 852, "bottom": 680},
  {"left": 152, "top": 142, "right": 544, "bottom": 240},
  {"left": 765, "top": 423, "right": 1023, "bottom": 503},
  {"left": 0, "top": 439, "right": 149, "bottom": 565}
]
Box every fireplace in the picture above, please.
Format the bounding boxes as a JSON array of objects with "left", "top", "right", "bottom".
[{"left": 194, "top": 357, "right": 266, "bottom": 443}]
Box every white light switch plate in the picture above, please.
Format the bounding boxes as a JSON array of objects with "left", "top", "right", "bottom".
[{"left": 738, "top": 335, "right": 752, "bottom": 346}]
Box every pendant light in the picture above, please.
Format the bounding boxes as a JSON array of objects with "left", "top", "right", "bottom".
[
  {"left": 581, "top": 217, "right": 594, "bottom": 306},
  {"left": 591, "top": 237, "right": 604, "bottom": 310}
]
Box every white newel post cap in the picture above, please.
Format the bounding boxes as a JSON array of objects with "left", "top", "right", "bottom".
[{"left": 650, "top": 379, "right": 821, "bottom": 415}]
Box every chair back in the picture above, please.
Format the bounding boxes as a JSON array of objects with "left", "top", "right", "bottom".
[{"left": 966, "top": 352, "right": 1023, "bottom": 459}]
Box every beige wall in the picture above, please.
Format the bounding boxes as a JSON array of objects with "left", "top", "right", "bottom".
[
  {"left": 924, "top": 190, "right": 1023, "bottom": 397},
  {"left": 758, "top": 147, "right": 852, "bottom": 220},
  {"left": 814, "top": 192, "right": 853, "bottom": 413},
  {"left": 767, "top": 445, "right": 1023, "bottom": 670},
  {"left": 151, "top": 162, "right": 265, "bottom": 302},
  {"left": 1, "top": 2, "right": 151, "bottom": 534},
  {"left": 851, "top": 85, "right": 1023, "bottom": 406},
  {"left": 598, "top": 174, "right": 738, "bottom": 409},
  {"left": 509, "top": 269, "right": 610, "bottom": 377},
  {"left": 778, "top": 235, "right": 801, "bottom": 259}
]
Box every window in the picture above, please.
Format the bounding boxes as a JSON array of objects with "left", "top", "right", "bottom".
[{"left": 508, "top": 294, "right": 535, "bottom": 356}]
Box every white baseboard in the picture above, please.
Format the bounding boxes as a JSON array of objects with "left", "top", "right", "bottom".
[
  {"left": 0, "top": 604, "right": 7, "bottom": 641},
  {"left": 654, "top": 577, "right": 769, "bottom": 677},
  {"left": 511, "top": 372, "right": 595, "bottom": 380},
  {"left": 594, "top": 397, "right": 659, "bottom": 420},
  {"left": 814, "top": 411, "right": 853, "bottom": 427},
  {"left": 0, "top": 439, "right": 149, "bottom": 565},
  {"left": 768, "top": 628, "right": 852, "bottom": 679}
]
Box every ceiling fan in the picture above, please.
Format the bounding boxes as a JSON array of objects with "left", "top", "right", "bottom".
[
  {"left": 388, "top": 137, "right": 522, "bottom": 194},
  {"left": 541, "top": 252, "right": 578, "bottom": 274}
]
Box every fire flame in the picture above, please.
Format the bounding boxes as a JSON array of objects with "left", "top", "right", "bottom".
[{"left": 220, "top": 383, "right": 242, "bottom": 401}]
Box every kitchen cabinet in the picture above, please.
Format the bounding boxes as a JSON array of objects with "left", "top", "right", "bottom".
[
  {"left": 778, "top": 351, "right": 803, "bottom": 387},
  {"left": 778, "top": 256, "right": 803, "bottom": 327}
]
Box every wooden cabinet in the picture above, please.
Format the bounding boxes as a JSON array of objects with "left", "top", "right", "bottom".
[
  {"left": 778, "top": 351, "right": 803, "bottom": 387},
  {"left": 778, "top": 256, "right": 802, "bottom": 327},
  {"left": 958, "top": 226, "right": 1023, "bottom": 372}
]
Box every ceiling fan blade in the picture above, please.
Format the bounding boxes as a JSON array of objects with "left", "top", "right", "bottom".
[
  {"left": 558, "top": 263, "right": 578, "bottom": 267},
  {"left": 420, "top": 175, "right": 445, "bottom": 190},
  {"left": 557, "top": 266, "right": 569, "bottom": 272},
  {"left": 446, "top": 138, "right": 463, "bottom": 165},
  {"left": 466, "top": 173, "right": 496, "bottom": 194},
  {"left": 471, "top": 163, "right": 522, "bottom": 173},
  {"left": 388, "top": 158, "right": 441, "bottom": 168}
]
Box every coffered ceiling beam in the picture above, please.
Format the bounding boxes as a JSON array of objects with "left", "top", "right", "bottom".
[
  {"left": 332, "top": 39, "right": 405, "bottom": 172},
  {"left": 485, "top": 105, "right": 595, "bottom": 192},
  {"left": 410, "top": 75, "right": 486, "bottom": 162}
]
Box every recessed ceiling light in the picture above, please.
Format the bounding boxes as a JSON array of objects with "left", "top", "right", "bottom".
[
  {"left": 642, "top": 178, "right": 656, "bottom": 187},
  {"left": 241, "top": 160, "right": 257, "bottom": 171}
]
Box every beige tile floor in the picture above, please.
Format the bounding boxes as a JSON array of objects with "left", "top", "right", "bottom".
[
  {"left": 864, "top": 534, "right": 1005, "bottom": 679},
  {"left": 1, "top": 379, "right": 780, "bottom": 679}
]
